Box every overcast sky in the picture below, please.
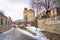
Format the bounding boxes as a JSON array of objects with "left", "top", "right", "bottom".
[
  {"left": 0, "top": 0, "right": 32, "bottom": 21},
  {"left": 0, "top": 0, "right": 59, "bottom": 21}
]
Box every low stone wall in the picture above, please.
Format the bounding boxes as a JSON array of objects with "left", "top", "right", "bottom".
[{"left": 38, "top": 16, "right": 60, "bottom": 34}]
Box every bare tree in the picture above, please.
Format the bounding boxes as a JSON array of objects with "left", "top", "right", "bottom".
[
  {"left": 31, "top": 0, "right": 59, "bottom": 17},
  {"left": 31, "top": 0, "right": 45, "bottom": 17}
]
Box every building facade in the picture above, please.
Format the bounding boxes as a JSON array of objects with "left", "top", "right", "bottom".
[
  {"left": 24, "top": 8, "right": 37, "bottom": 27},
  {"left": 13, "top": 20, "right": 25, "bottom": 29},
  {"left": 38, "top": 7, "right": 60, "bottom": 20},
  {"left": 24, "top": 8, "right": 28, "bottom": 25},
  {"left": 0, "top": 12, "right": 12, "bottom": 32},
  {"left": 27, "top": 9, "right": 35, "bottom": 22}
]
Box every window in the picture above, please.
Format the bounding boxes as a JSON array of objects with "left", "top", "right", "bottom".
[
  {"left": 8, "top": 21, "right": 10, "bottom": 25},
  {"left": 7, "top": 21, "right": 10, "bottom": 25},
  {"left": 1, "top": 18, "right": 3, "bottom": 25},
  {"left": 6, "top": 20, "right": 7, "bottom": 25},
  {"left": 0, "top": 18, "right": 1, "bottom": 25}
]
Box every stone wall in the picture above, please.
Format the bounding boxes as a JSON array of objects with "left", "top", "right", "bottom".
[{"left": 38, "top": 16, "right": 60, "bottom": 34}]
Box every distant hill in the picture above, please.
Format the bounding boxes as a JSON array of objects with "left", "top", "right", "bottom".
[{"left": 14, "top": 19, "right": 24, "bottom": 23}]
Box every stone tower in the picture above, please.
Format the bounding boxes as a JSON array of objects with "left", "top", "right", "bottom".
[
  {"left": 23, "top": 8, "right": 28, "bottom": 25},
  {"left": 27, "top": 9, "right": 35, "bottom": 22},
  {"left": 23, "top": 8, "right": 37, "bottom": 27}
]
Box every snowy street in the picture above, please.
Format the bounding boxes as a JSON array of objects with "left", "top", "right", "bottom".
[
  {"left": 0, "top": 27, "right": 36, "bottom": 40},
  {"left": 0, "top": 25, "right": 49, "bottom": 40}
]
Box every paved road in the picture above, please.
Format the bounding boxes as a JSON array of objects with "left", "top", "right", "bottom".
[{"left": 0, "top": 28, "right": 37, "bottom": 40}]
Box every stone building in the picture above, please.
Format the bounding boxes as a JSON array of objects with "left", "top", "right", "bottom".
[
  {"left": 13, "top": 20, "right": 25, "bottom": 29},
  {"left": 27, "top": 9, "right": 35, "bottom": 22},
  {"left": 24, "top": 8, "right": 37, "bottom": 27},
  {"left": 38, "top": 7, "right": 60, "bottom": 34},
  {"left": 0, "top": 11, "right": 12, "bottom": 33},
  {"left": 7, "top": 17, "right": 12, "bottom": 30},
  {"left": 38, "top": 7, "right": 60, "bottom": 20},
  {"left": 24, "top": 8, "right": 28, "bottom": 25},
  {"left": 38, "top": 12, "right": 47, "bottom": 19},
  {"left": 50, "top": 8, "right": 60, "bottom": 17}
]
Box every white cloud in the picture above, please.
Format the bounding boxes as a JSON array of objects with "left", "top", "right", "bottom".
[{"left": 0, "top": 0, "right": 31, "bottom": 21}]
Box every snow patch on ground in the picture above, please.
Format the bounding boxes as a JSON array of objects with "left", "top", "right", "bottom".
[
  {"left": 17, "top": 28, "right": 36, "bottom": 38},
  {"left": 26, "top": 24, "right": 49, "bottom": 40}
]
